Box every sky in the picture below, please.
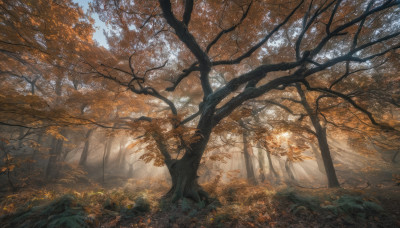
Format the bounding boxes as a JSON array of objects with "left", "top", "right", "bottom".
[{"left": 74, "top": 0, "right": 110, "bottom": 49}]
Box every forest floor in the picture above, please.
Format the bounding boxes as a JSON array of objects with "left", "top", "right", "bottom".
[{"left": 0, "top": 177, "right": 399, "bottom": 228}]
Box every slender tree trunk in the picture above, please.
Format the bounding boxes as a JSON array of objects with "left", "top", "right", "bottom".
[
  {"left": 127, "top": 163, "right": 134, "bottom": 178},
  {"left": 257, "top": 142, "right": 266, "bottom": 183},
  {"left": 310, "top": 142, "right": 326, "bottom": 174},
  {"left": 392, "top": 151, "right": 399, "bottom": 163},
  {"left": 29, "top": 132, "right": 43, "bottom": 172},
  {"left": 265, "top": 145, "right": 279, "bottom": 182},
  {"left": 18, "top": 128, "right": 24, "bottom": 148},
  {"left": 79, "top": 128, "right": 94, "bottom": 167},
  {"left": 102, "top": 140, "right": 107, "bottom": 185},
  {"left": 242, "top": 128, "right": 258, "bottom": 185},
  {"left": 285, "top": 158, "right": 296, "bottom": 182},
  {"left": 254, "top": 113, "right": 266, "bottom": 182},
  {"left": 116, "top": 139, "right": 126, "bottom": 167},
  {"left": 238, "top": 120, "right": 258, "bottom": 185},
  {"left": 296, "top": 84, "right": 340, "bottom": 188},
  {"left": 46, "top": 137, "right": 64, "bottom": 180},
  {"left": 104, "top": 137, "right": 113, "bottom": 166}
]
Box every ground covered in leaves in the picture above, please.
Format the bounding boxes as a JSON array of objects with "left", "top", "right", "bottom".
[{"left": 0, "top": 178, "right": 399, "bottom": 227}]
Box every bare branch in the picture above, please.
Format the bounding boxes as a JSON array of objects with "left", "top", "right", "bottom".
[
  {"left": 206, "top": 1, "right": 252, "bottom": 53},
  {"left": 302, "top": 81, "right": 397, "bottom": 131},
  {"left": 212, "top": 0, "right": 304, "bottom": 66},
  {"left": 166, "top": 62, "right": 199, "bottom": 91},
  {"left": 182, "top": 0, "right": 194, "bottom": 26},
  {"left": 144, "top": 60, "right": 168, "bottom": 77}
]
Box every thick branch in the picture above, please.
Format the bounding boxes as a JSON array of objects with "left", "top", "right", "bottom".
[
  {"left": 213, "top": 69, "right": 306, "bottom": 124},
  {"left": 159, "top": 0, "right": 212, "bottom": 98}
]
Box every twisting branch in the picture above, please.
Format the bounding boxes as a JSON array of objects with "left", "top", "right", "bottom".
[
  {"left": 295, "top": 0, "right": 337, "bottom": 60},
  {"left": 302, "top": 81, "right": 397, "bottom": 131},
  {"left": 252, "top": 100, "right": 297, "bottom": 115},
  {"left": 212, "top": 0, "right": 304, "bottom": 66},
  {"left": 326, "top": 0, "right": 342, "bottom": 34},
  {"left": 144, "top": 60, "right": 168, "bottom": 77},
  {"left": 329, "top": 58, "right": 388, "bottom": 89},
  {"left": 206, "top": 1, "right": 253, "bottom": 53},
  {"left": 182, "top": 0, "right": 194, "bottom": 26},
  {"left": 179, "top": 110, "right": 201, "bottom": 126},
  {"left": 85, "top": 61, "right": 178, "bottom": 116},
  {"left": 166, "top": 62, "right": 199, "bottom": 91},
  {"left": 159, "top": 0, "right": 212, "bottom": 98},
  {"left": 213, "top": 68, "right": 306, "bottom": 125},
  {"left": 309, "top": 0, "right": 400, "bottom": 59},
  {"left": 164, "top": 0, "right": 301, "bottom": 93}
]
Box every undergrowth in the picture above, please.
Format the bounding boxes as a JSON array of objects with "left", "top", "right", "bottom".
[{"left": 0, "top": 178, "right": 398, "bottom": 227}]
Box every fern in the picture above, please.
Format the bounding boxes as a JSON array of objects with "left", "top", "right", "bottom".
[
  {"left": 277, "top": 189, "right": 320, "bottom": 211},
  {"left": 323, "top": 195, "right": 384, "bottom": 219},
  {"left": 1, "top": 195, "right": 89, "bottom": 228}
]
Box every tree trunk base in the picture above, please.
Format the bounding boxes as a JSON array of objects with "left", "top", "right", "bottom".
[
  {"left": 165, "top": 159, "right": 210, "bottom": 203},
  {"left": 164, "top": 178, "right": 210, "bottom": 203}
]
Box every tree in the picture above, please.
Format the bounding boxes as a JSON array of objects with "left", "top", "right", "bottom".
[
  {"left": 239, "top": 120, "right": 258, "bottom": 185},
  {"left": 84, "top": 0, "right": 400, "bottom": 202},
  {"left": 295, "top": 83, "right": 339, "bottom": 187}
]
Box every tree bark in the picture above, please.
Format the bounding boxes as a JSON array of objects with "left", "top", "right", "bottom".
[
  {"left": 296, "top": 84, "right": 340, "bottom": 188},
  {"left": 265, "top": 145, "right": 279, "bottom": 182},
  {"left": 116, "top": 138, "right": 126, "bottom": 167},
  {"left": 104, "top": 137, "right": 113, "bottom": 166},
  {"left": 242, "top": 128, "right": 258, "bottom": 185},
  {"left": 79, "top": 128, "right": 94, "bottom": 167},
  {"left": 392, "top": 151, "right": 399, "bottom": 163},
  {"left": 165, "top": 158, "right": 205, "bottom": 202},
  {"left": 29, "top": 131, "right": 43, "bottom": 172},
  {"left": 257, "top": 142, "right": 266, "bottom": 183},
  {"left": 46, "top": 136, "right": 64, "bottom": 180},
  {"left": 310, "top": 142, "right": 326, "bottom": 174},
  {"left": 159, "top": 129, "right": 212, "bottom": 202},
  {"left": 285, "top": 158, "right": 296, "bottom": 182}
]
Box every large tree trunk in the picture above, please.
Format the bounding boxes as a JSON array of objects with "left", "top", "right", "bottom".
[
  {"left": 165, "top": 156, "right": 208, "bottom": 203},
  {"left": 155, "top": 105, "right": 215, "bottom": 203},
  {"left": 296, "top": 84, "right": 340, "bottom": 188},
  {"left": 160, "top": 132, "right": 211, "bottom": 203},
  {"left": 79, "top": 128, "right": 94, "bottom": 167}
]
